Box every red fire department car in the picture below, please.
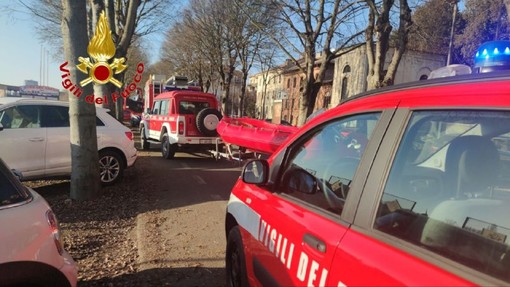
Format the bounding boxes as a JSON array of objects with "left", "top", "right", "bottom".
[
  {"left": 225, "top": 41, "right": 510, "bottom": 286},
  {"left": 139, "top": 76, "right": 222, "bottom": 159}
]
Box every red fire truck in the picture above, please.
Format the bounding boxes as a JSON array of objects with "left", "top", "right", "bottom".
[{"left": 138, "top": 75, "right": 222, "bottom": 159}]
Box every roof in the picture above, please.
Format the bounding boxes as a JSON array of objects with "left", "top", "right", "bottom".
[{"left": 155, "top": 90, "right": 218, "bottom": 100}]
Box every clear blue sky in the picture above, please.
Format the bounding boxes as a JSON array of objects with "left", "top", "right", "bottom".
[
  {"left": 0, "top": 11, "right": 63, "bottom": 89},
  {"left": 0, "top": 5, "right": 164, "bottom": 90}
]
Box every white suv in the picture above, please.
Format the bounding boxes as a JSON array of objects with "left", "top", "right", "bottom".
[
  {"left": 0, "top": 98, "right": 137, "bottom": 185},
  {"left": 0, "top": 158, "right": 78, "bottom": 286}
]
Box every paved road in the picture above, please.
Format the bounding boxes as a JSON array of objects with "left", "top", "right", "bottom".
[{"left": 133, "top": 138, "right": 243, "bottom": 286}]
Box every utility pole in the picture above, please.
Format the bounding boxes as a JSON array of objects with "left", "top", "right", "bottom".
[{"left": 447, "top": 0, "right": 458, "bottom": 65}]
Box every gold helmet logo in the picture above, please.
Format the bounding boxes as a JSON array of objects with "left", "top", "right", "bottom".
[{"left": 77, "top": 11, "right": 126, "bottom": 88}]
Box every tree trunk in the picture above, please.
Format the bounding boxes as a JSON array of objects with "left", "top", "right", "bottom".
[
  {"left": 240, "top": 70, "right": 248, "bottom": 117},
  {"left": 61, "top": 0, "right": 101, "bottom": 200},
  {"left": 505, "top": 0, "right": 510, "bottom": 22},
  {"left": 365, "top": 0, "right": 411, "bottom": 90}
]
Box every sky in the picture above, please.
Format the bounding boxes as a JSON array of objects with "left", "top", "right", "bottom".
[
  {"left": 0, "top": 0, "right": 467, "bottom": 90},
  {"left": 0, "top": 10, "right": 64, "bottom": 89},
  {"left": 0, "top": 4, "right": 164, "bottom": 90}
]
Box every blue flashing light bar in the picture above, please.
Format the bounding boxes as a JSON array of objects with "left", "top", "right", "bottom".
[{"left": 474, "top": 40, "right": 510, "bottom": 73}]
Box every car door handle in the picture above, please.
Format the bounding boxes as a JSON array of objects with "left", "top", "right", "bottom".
[
  {"left": 29, "top": 137, "right": 44, "bottom": 142},
  {"left": 303, "top": 233, "right": 326, "bottom": 253}
]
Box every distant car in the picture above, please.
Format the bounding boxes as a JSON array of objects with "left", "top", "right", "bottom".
[
  {"left": 225, "top": 70, "right": 510, "bottom": 286},
  {"left": 0, "top": 158, "right": 78, "bottom": 286},
  {"left": 0, "top": 98, "right": 137, "bottom": 185}
]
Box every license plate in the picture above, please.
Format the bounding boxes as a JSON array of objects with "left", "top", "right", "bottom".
[{"left": 200, "top": 139, "right": 212, "bottom": 144}]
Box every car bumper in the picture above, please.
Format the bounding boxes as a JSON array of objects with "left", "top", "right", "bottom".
[
  {"left": 60, "top": 251, "right": 78, "bottom": 287},
  {"left": 126, "top": 147, "right": 137, "bottom": 167}
]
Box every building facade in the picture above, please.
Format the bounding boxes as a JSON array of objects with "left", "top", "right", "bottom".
[
  {"left": 331, "top": 47, "right": 446, "bottom": 104},
  {"left": 280, "top": 59, "right": 334, "bottom": 126},
  {"left": 250, "top": 47, "right": 446, "bottom": 126},
  {"left": 249, "top": 67, "right": 285, "bottom": 120}
]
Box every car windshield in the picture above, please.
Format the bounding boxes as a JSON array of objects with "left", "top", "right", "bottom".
[{"left": 0, "top": 159, "right": 30, "bottom": 207}]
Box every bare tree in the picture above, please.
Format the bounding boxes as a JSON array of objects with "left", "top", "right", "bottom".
[
  {"left": 160, "top": 21, "right": 210, "bottom": 88},
  {"left": 267, "top": 0, "right": 365, "bottom": 126},
  {"left": 61, "top": 0, "right": 101, "bottom": 200},
  {"left": 364, "top": 0, "right": 412, "bottom": 90},
  {"left": 230, "top": 0, "right": 277, "bottom": 117},
  {"left": 19, "top": 0, "right": 175, "bottom": 119}
]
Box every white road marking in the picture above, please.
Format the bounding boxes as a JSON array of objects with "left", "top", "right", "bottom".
[{"left": 193, "top": 175, "right": 206, "bottom": 185}]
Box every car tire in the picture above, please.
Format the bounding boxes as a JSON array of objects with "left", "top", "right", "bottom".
[
  {"left": 196, "top": 108, "right": 222, "bottom": 137},
  {"left": 140, "top": 126, "right": 150, "bottom": 150},
  {"left": 226, "top": 226, "right": 249, "bottom": 287},
  {"left": 161, "top": 133, "right": 176, "bottom": 159},
  {"left": 99, "top": 150, "right": 124, "bottom": 185}
]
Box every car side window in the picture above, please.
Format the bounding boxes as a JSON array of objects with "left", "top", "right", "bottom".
[
  {"left": 41, "top": 106, "right": 70, "bottom": 128},
  {"left": 153, "top": 101, "right": 161, "bottom": 115},
  {"left": 0, "top": 160, "right": 30, "bottom": 206},
  {"left": 0, "top": 106, "right": 40, "bottom": 129},
  {"left": 280, "top": 113, "right": 380, "bottom": 214},
  {"left": 375, "top": 110, "right": 510, "bottom": 283},
  {"left": 96, "top": 116, "right": 105, "bottom": 126},
  {"left": 160, "top": 100, "right": 169, "bottom": 115}
]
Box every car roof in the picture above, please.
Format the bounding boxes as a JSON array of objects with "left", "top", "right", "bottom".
[
  {"left": 0, "top": 97, "right": 65, "bottom": 105},
  {"left": 0, "top": 97, "right": 109, "bottom": 112},
  {"left": 155, "top": 90, "right": 217, "bottom": 100},
  {"left": 308, "top": 70, "right": 510, "bottom": 127}
]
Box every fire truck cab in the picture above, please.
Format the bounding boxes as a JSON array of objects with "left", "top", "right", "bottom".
[{"left": 139, "top": 75, "right": 222, "bottom": 159}]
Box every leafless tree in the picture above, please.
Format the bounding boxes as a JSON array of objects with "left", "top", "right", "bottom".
[
  {"left": 266, "top": 0, "right": 365, "bottom": 126},
  {"left": 364, "top": 0, "right": 412, "bottom": 90},
  {"left": 18, "top": 0, "right": 175, "bottom": 118},
  {"left": 13, "top": 0, "right": 174, "bottom": 199},
  {"left": 61, "top": 0, "right": 101, "bottom": 200},
  {"left": 160, "top": 21, "right": 210, "bottom": 89},
  {"left": 229, "top": 0, "right": 278, "bottom": 117}
]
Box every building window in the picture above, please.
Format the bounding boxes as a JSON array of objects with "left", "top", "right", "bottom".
[
  {"left": 323, "top": 95, "right": 331, "bottom": 109},
  {"left": 287, "top": 79, "right": 290, "bottom": 88},
  {"left": 340, "top": 65, "right": 351, "bottom": 101},
  {"left": 293, "top": 78, "right": 297, "bottom": 88}
]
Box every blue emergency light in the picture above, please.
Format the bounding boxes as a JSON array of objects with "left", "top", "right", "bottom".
[{"left": 474, "top": 40, "right": 510, "bottom": 73}]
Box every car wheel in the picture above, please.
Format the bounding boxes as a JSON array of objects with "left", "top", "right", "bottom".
[
  {"left": 99, "top": 150, "right": 124, "bottom": 185},
  {"left": 226, "top": 226, "right": 248, "bottom": 287},
  {"left": 196, "top": 108, "right": 222, "bottom": 137},
  {"left": 161, "top": 133, "right": 176, "bottom": 159},
  {"left": 140, "top": 126, "right": 150, "bottom": 150}
]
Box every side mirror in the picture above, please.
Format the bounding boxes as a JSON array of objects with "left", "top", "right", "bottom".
[
  {"left": 285, "top": 168, "right": 318, "bottom": 194},
  {"left": 242, "top": 159, "right": 269, "bottom": 184},
  {"left": 11, "top": 169, "right": 23, "bottom": 181}
]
